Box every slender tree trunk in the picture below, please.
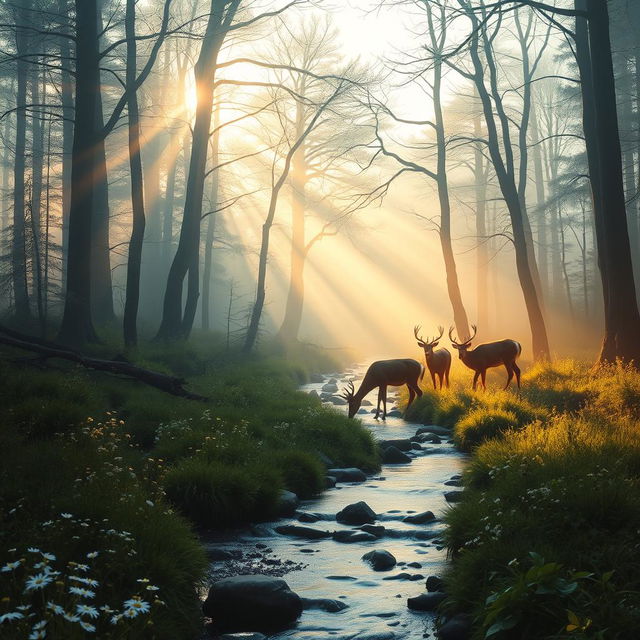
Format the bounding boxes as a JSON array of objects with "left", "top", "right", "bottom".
[
  {"left": 91, "top": 0, "right": 114, "bottom": 324},
  {"left": 201, "top": 120, "right": 220, "bottom": 332},
  {"left": 557, "top": 205, "right": 575, "bottom": 321},
  {"left": 278, "top": 94, "right": 308, "bottom": 343},
  {"left": 59, "top": 0, "right": 73, "bottom": 286},
  {"left": 12, "top": 0, "right": 31, "bottom": 322},
  {"left": 123, "top": 0, "right": 146, "bottom": 347},
  {"left": 30, "top": 65, "right": 44, "bottom": 305},
  {"left": 530, "top": 100, "right": 549, "bottom": 297},
  {"left": 473, "top": 111, "right": 489, "bottom": 330},
  {"left": 577, "top": 0, "right": 640, "bottom": 364},
  {"left": 57, "top": 0, "right": 100, "bottom": 345},
  {"left": 465, "top": 10, "right": 549, "bottom": 359},
  {"left": 156, "top": 0, "right": 240, "bottom": 341},
  {"left": 1, "top": 97, "right": 12, "bottom": 236}
]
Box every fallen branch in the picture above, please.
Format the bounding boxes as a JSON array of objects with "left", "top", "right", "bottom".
[{"left": 0, "top": 325, "right": 207, "bottom": 401}]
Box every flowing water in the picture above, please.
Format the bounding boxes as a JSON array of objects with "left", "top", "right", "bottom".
[{"left": 204, "top": 367, "right": 466, "bottom": 640}]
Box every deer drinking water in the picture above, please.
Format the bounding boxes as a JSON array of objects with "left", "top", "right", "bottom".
[
  {"left": 449, "top": 325, "right": 522, "bottom": 390},
  {"left": 341, "top": 359, "right": 424, "bottom": 420},
  {"left": 414, "top": 325, "right": 452, "bottom": 389}
]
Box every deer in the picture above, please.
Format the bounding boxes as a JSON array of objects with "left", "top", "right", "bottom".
[
  {"left": 449, "top": 325, "right": 522, "bottom": 390},
  {"left": 414, "top": 325, "right": 452, "bottom": 389},
  {"left": 340, "top": 359, "right": 424, "bottom": 420}
]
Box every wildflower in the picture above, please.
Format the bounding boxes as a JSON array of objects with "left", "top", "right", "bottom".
[
  {"left": 1, "top": 560, "right": 21, "bottom": 572},
  {"left": 75, "top": 563, "right": 89, "bottom": 572},
  {"left": 145, "top": 500, "right": 154, "bottom": 507},
  {"left": 79, "top": 620, "right": 96, "bottom": 632},
  {"left": 41, "top": 552, "right": 56, "bottom": 561},
  {"left": 63, "top": 613, "right": 80, "bottom": 623},
  {"left": 70, "top": 576, "right": 99, "bottom": 587},
  {"left": 0, "top": 611, "right": 25, "bottom": 623},
  {"left": 86, "top": 551, "right": 99, "bottom": 559},
  {"left": 146, "top": 585, "right": 160, "bottom": 592},
  {"left": 28, "top": 630, "right": 46, "bottom": 640},
  {"left": 27, "top": 547, "right": 41, "bottom": 553},
  {"left": 110, "top": 614, "right": 123, "bottom": 625},
  {"left": 76, "top": 604, "right": 99, "bottom": 619},
  {"left": 16, "top": 605, "right": 32, "bottom": 611},
  {"left": 69, "top": 586, "right": 95, "bottom": 599},
  {"left": 124, "top": 598, "right": 150, "bottom": 615},
  {"left": 60, "top": 513, "right": 73, "bottom": 519},
  {"left": 25, "top": 573, "right": 54, "bottom": 591},
  {"left": 46, "top": 602, "right": 64, "bottom": 615}
]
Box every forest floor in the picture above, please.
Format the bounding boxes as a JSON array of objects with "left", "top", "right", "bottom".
[
  {"left": 0, "top": 334, "right": 377, "bottom": 639},
  {"left": 400, "top": 360, "right": 640, "bottom": 639}
]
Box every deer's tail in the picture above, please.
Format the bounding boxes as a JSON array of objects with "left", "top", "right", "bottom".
[{"left": 420, "top": 363, "right": 425, "bottom": 381}]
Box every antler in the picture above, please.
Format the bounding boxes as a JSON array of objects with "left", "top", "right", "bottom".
[
  {"left": 435, "top": 326, "right": 444, "bottom": 341},
  {"left": 340, "top": 380, "right": 355, "bottom": 400},
  {"left": 468, "top": 324, "right": 478, "bottom": 343},
  {"left": 414, "top": 325, "right": 426, "bottom": 347},
  {"left": 448, "top": 325, "right": 460, "bottom": 347},
  {"left": 450, "top": 324, "right": 477, "bottom": 346}
]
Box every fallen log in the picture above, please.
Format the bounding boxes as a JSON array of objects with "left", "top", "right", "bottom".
[{"left": 0, "top": 326, "right": 207, "bottom": 401}]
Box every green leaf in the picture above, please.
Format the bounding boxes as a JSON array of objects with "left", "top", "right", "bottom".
[{"left": 485, "top": 615, "right": 518, "bottom": 638}]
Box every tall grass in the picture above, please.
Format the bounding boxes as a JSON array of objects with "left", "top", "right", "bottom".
[{"left": 426, "top": 360, "right": 640, "bottom": 640}]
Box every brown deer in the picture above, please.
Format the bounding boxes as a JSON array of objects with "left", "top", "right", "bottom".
[
  {"left": 414, "top": 325, "right": 452, "bottom": 389},
  {"left": 341, "top": 359, "right": 424, "bottom": 420},
  {"left": 449, "top": 325, "right": 522, "bottom": 390}
]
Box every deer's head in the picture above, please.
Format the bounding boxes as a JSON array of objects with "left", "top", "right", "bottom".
[
  {"left": 340, "top": 380, "right": 360, "bottom": 418},
  {"left": 414, "top": 325, "right": 444, "bottom": 356},
  {"left": 449, "top": 324, "right": 477, "bottom": 359}
]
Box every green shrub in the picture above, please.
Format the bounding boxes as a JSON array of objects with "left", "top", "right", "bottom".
[
  {"left": 454, "top": 408, "right": 519, "bottom": 451},
  {"left": 269, "top": 450, "right": 325, "bottom": 498},
  {"left": 163, "top": 458, "right": 282, "bottom": 528}
]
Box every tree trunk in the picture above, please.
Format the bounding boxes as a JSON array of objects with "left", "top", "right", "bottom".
[
  {"left": 156, "top": 0, "right": 239, "bottom": 341},
  {"left": 12, "top": 0, "right": 31, "bottom": 322},
  {"left": 91, "top": 0, "right": 114, "bottom": 324},
  {"left": 123, "top": 0, "right": 146, "bottom": 348},
  {"left": 466, "top": 10, "right": 550, "bottom": 359},
  {"left": 59, "top": 0, "right": 74, "bottom": 287},
  {"left": 582, "top": 0, "right": 640, "bottom": 364},
  {"left": 473, "top": 111, "right": 489, "bottom": 331},
  {"left": 30, "top": 65, "right": 44, "bottom": 318},
  {"left": 57, "top": 0, "right": 100, "bottom": 345}
]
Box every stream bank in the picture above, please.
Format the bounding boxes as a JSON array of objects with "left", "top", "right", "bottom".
[{"left": 203, "top": 367, "right": 466, "bottom": 639}]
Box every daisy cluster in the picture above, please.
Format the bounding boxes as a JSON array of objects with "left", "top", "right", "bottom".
[{"left": 0, "top": 514, "right": 164, "bottom": 638}]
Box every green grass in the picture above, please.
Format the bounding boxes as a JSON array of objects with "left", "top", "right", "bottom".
[
  {"left": 0, "top": 335, "right": 375, "bottom": 638},
  {"left": 417, "top": 361, "right": 640, "bottom": 640}
]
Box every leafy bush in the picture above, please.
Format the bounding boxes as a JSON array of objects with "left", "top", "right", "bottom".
[
  {"left": 163, "top": 458, "right": 282, "bottom": 528},
  {"left": 454, "top": 408, "right": 519, "bottom": 451}
]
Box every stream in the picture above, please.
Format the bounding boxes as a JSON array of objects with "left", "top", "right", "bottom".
[{"left": 204, "top": 366, "right": 466, "bottom": 640}]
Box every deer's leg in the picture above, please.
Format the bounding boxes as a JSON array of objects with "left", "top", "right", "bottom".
[
  {"left": 472, "top": 371, "right": 480, "bottom": 390},
  {"left": 504, "top": 364, "right": 514, "bottom": 390},
  {"left": 481, "top": 370, "right": 487, "bottom": 390},
  {"left": 431, "top": 371, "right": 436, "bottom": 389},
  {"left": 513, "top": 362, "right": 521, "bottom": 388},
  {"left": 407, "top": 385, "right": 415, "bottom": 409},
  {"left": 445, "top": 365, "right": 450, "bottom": 388},
  {"left": 374, "top": 389, "right": 381, "bottom": 420},
  {"left": 381, "top": 385, "right": 387, "bottom": 420}
]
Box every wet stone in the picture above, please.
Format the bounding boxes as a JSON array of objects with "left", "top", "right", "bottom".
[
  {"left": 322, "top": 383, "right": 339, "bottom": 393},
  {"left": 382, "top": 446, "right": 412, "bottom": 464},
  {"left": 336, "top": 501, "right": 376, "bottom": 525},
  {"left": 386, "top": 409, "right": 403, "bottom": 418},
  {"left": 403, "top": 511, "right": 436, "bottom": 525},
  {"left": 415, "top": 425, "right": 451, "bottom": 437},
  {"left": 426, "top": 575, "right": 444, "bottom": 592},
  {"left": 438, "top": 613, "right": 472, "bottom": 640},
  {"left": 301, "top": 597, "right": 349, "bottom": 613},
  {"left": 362, "top": 549, "right": 397, "bottom": 571},
  {"left": 297, "top": 512, "right": 320, "bottom": 523},
  {"left": 444, "top": 491, "right": 464, "bottom": 503},
  {"left": 378, "top": 439, "right": 413, "bottom": 452},
  {"left": 407, "top": 562, "right": 422, "bottom": 569},
  {"left": 328, "top": 468, "right": 367, "bottom": 483},
  {"left": 206, "top": 548, "right": 236, "bottom": 561},
  {"left": 219, "top": 633, "right": 267, "bottom": 640},
  {"left": 333, "top": 530, "right": 378, "bottom": 543},
  {"left": 444, "top": 479, "right": 463, "bottom": 487},
  {"left": 275, "top": 525, "right": 331, "bottom": 540},
  {"left": 357, "top": 524, "right": 386, "bottom": 537},
  {"left": 407, "top": 591, "right": 447, "bottom": 611},
  {"left": 309, "top": 373, "right": 324, "bottom": 383}
]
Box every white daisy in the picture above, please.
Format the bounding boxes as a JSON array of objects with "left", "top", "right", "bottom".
[
  {"left": 0, "top": 611, "right": 25, "bottom": 623},
  {"left": 76, "top": 604, "right": 99, "bottom": 619},
  {"left": 24, "top": 572, "right": 54, "bottom": 591}
]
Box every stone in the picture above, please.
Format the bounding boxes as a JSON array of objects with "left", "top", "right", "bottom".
[
  {"left": 336, "top": 501, "right": 376, "bottom": 525},
  {"left": 308, "top": 390, "right": 320, "bottom": 400},
  {"left": 427, "top": 435, "right": 442, "bottom": 444},
  {"left": 310, "top": 373, "right": 324, "bottom": 383},
  {"left": 444, "top": 491, "right": 464, "bottom": 503},
  {"left": 277, "top": 490, "right": 299, "bottom": 517},
  {"left": 386, "top": 409, "right": 403, "bottom": 418},
  {"left": 328, "top": 468, "right": 367, "bottom": 483},
  {"left": 382, "top": 572, "right": 413, "bottom": 581},
  {"left": 415, "top": 425, "right": 451, "bottom": 436},
  {"left": 407, "top": 592, "right": 446, "bottom": 611},
  {"left": 403, "top": 511, "right": 436, "bottom": 525},
  {"left": 331, "top": 396, "right": 348, "bottom": 406},
  {"left": 381, "top": 446, "right": 412, "bottom": 464},
  {"left": 322, "top": 383, "right": 339, "bottom": 393},
  {"left": 378, "top": 439, "right": 413, "bottom": 452},
  {"left": 426, "top": 576, "right": 445, "bottom": 592},
  {"left": 362, "top": 549, "right": 396, "bottom": 571},
  {"left": 301, "top": 597, "right": 349, "bottom": 613},
  {"left": 333, "top": 530, "right": 378, "bottom": 543},
  {"left": 358, "top": 524, "right": 386, "bottom": 537},
  {"left": 444, "top": 479, "right": 463, "bottom": 487},
  {"left": 438, "top": 613, "right": 472, "bottom": 640},
  {"left": 203, "top": 575, "right": 302, "bottom": 631},
  {"left": 274, "top": 525, "right": 331, "bottom": 540},
  {"left": 297, "top": 512, "right": 320, "bottom": 523},
  {"left": 325, "top": 475, "right": 337, "bottom": 488},
  {"left": 219, "top": 634, "right": 267, "bottom": 640},
  {"left": 206, "top": 548, "right": 235, "bottom": 561},
  {"left": 361, "top": 399, "right": 373, "bottom": 406}
]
